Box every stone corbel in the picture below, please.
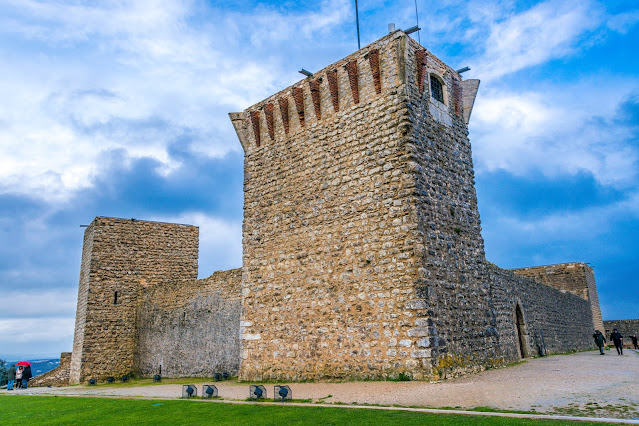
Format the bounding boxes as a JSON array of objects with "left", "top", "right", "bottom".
[{"left": 460, "top": 79, "right": 480, "bottom": 125}]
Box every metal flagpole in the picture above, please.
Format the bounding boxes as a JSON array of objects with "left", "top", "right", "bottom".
[
  {"left": 414, "top": 0, "right": 420, "bottom": 44},
  {"left": 355, "top": 0, "right": 361, "bottom": 49}
]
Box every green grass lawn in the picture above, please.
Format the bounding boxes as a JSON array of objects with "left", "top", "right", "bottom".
[{"left": 0, "top": 395, "right": 613, "bottom": 425}]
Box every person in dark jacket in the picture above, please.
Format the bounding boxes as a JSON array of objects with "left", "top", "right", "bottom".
[
  {"left": 6, "top": 364, "right": 16, "bottom": 391},
  {"left": 22, "top": 365, "right": 32, "bottom": 389},
  {"left": 610, "top": 328, "right": 623, "bottom": 355},
  {"left": 593, "top": 330, "right": 606, "bottom": 355},
  {"left": 631, "top": 335, "right": 638, "bottom": 350}
]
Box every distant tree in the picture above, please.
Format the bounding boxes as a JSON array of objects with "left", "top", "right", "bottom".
[{"left": 0, "top": 359, "right": 7, "bottom": 386}]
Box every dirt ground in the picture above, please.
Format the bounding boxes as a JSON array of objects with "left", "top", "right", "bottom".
[{"left": 11, "top": 349, "right": 639, "bottom": 420}]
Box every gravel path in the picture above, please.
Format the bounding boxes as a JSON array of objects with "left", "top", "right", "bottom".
[{"left": 10, "top": 350, "right": 639, "bottom": 420}]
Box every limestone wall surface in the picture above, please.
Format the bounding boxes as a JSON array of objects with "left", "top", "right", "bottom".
[
  {"left": 136, "top": 268, "right": 242, "bottom": 377},
  {"left": 69, "top": 217, "right": 199, "bottom": 383},
  {"left": 69, "top": 222, "right": 95, "bottom": 384},
  {"left": 64, "top": 32, "right": 604, "bottom": 385},
  {"left": 235, "top": 33, "right": 427, "bottom": 381},
  {"left": 404, "top": 35, "right": 500, "bottom": 378},
  {"left": 512, "top": 263, "right": 604, "bottom": 332},
  {"left": 403, "top": 36, "right": 595, "bottom": 378},
  {"left": 488, "top": 266, "right": 595, "bottom": 360},
  {"left": 603, "top": 319, "right": 639, "bottom": 346}
]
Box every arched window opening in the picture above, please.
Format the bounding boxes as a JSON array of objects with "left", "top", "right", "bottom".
[
  {"left": 113, "top": 291, "right": 119, "bottom": 305},
  {"left": 430, "top": 74, "right": 445, "bottom": 104}
]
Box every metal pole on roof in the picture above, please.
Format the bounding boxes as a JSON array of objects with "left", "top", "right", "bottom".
[
  {"left": 355, "top": 0, "right": 361, "bottom": 49},
  {"left": 414, "top": 0, "right": 421, "bottom": 44}
]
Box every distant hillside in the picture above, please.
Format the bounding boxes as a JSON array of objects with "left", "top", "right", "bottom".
[{"left": 4, "top": 359, "right": 60, "bottom": 377}]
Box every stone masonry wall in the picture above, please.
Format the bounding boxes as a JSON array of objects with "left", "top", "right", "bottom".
[
  {"left": 234, "top": 33, "right": 424, "bottom": 381},
  {"left": 136, "top": 268, "right": 242, "bottom": 377},
  {"left": 488, "top": 266, "right": 595, "bottom": 362},
  {"left": 69, "top": 221, "right": 95, "bottom": 384},
  {"left": 30, "top": 352, "right": 72, "bottom": 387},
  {"left": 231, "top": 31, "right": 600, "bottom": 381},
  {"left": 404, "top": 35, "right": 501, "bottom": 378},
  {"left": 603, "top": 319, "right": 639, "bottom": 347},
  {"left": 69, "top": 217, "right": 198, "bottom": 383},
  {"left": 512, "top": 263, "right": 604, "bottom": 332}
]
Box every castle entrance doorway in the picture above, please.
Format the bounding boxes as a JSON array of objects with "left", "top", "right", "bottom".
[{"left": 515, "top": 304, "right": 529, "bottom": 358}]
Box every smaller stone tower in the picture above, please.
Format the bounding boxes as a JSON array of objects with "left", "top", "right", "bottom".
[{"left": 69, "top": 217, "right": 198, "bottom": 384}]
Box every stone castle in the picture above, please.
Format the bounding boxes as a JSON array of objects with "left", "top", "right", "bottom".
[{"left": 34, "top": 31, "right": 605, "bottom": 386}]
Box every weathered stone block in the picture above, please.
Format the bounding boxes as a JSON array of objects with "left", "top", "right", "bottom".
[{"left": 405, "top": 299, "right": 429, "bottom": 310}]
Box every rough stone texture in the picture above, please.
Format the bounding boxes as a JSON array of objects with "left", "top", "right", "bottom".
[
  {"left": 29, "top": 352, "right": 71, "bottom": 387},
  {"left": 487, "top": 266, "right": 594, "bottom": 361},
  {"left": 264, "top": 103, "right": 275, "bottom": 141},
  {"left": 415, "top": 48, "right": 426, "bottom": 92},
  {"left": 231, "top": 31, "right": 600, "bottom": 381},
  {"left": 278, "top": 98, "right": 290, "bottom": 134},
  {"left": 136, "top": 268, "right": 241, "bottom": 377},
  {"left": 327, "top": 69, "right": 340, "bottom": 111},
  {"left": 235, "top": 34, "right": 420, "bottom": 381},
  {"left": 603, "top": 319, "right": 639, "bottom": 347},
  {"left": 68, "top": 221, "right": 95, "bottom": 384},
  {"left": 250, "top": 111, "right": 261, "bottom": 147},
  {"left": 406, "top": 37, "right": 493, "bottom": 376},
  {"left": 59, "top": 31, "right": 605, "bottom": 387},
  {"left": 69, "top": 217, "right": 199, "bottom": 384},
  {"left": 309, "top": 79, "right": 322, "bottom": 120},
  {"left": 511, "top": 263, "right": 604, "bottom": 333}
]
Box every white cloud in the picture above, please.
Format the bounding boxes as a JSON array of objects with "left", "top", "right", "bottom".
[
  {"left": 606, "top": 9, "right": 639, "bottom": 34},
  {"left": 495, "top": 190, "right": 639, "bottom": 243},
  {"left": 471, "top": 81, "right": 639, "bottom": 188},
  {"left": 0, "top": 290, "right": 77, "bottom": 320},
  {"left": 0, "top": 0, "right": 349, "bottom": 203},
  {"left": 10, "top": 0, "right": 629, "bottom": 203},
  {"left": 474, "top": 0, "right": 602, "bottom": 79},
  {"left": 0, "top": 317, "right": 75, "bottom": 344},
  {"left": 241, "top": 0, "right": 351, "bottom": 46}
]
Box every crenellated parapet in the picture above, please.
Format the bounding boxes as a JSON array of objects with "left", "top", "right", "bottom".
[{"left": 230, "top": 31, "right": 480, "bottom": 154}]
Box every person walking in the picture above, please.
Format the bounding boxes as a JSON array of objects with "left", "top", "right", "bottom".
[
  {"left": 15, "top": 366, "right": 23, "bottom": 388},
  {"left": 631, "top": 334, "right": 638, "bottom": 350},
  {"left": 22, "top": 365, "right": 32, "bottom": 389},
  {"left": 610, "top": 328, "right": 624, "bottom": 355},
  {"left": 6, "top": 364, "right": 16, "bottom": 391},
  {"left": 593, "top": 330, "right": 606, "bottom": 355}
]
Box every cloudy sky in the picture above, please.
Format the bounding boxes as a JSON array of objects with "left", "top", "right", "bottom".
[{"left": 1, "top": 0, "right": 637, "bottom": 358}]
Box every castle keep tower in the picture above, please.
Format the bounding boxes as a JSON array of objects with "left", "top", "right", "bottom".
[
  {"left": 231, "top": 31, "right": 488, "bottom": 380},
  {"left": 231, "top": 31, "right": 596, "bottom": 381}
]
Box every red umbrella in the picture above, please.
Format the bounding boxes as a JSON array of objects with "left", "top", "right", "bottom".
[{"left": 16, "top": 361, "right": 31, "bottom": 366}]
